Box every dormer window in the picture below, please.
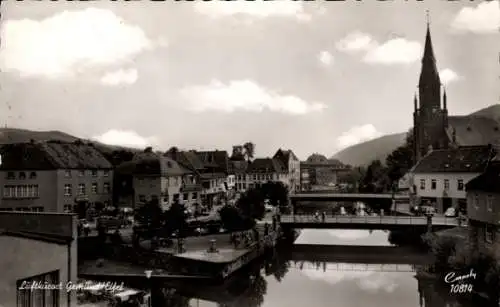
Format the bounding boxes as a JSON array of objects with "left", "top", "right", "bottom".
[
  {"left": 466, "top": 126, "right": 472, "bottom": 131},
  {"left": 19, "top": 172, "right": 26, "bottom": 180}
]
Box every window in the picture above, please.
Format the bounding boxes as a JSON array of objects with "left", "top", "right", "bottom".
[
  {"left": 91, "top": 170, "right": 98, "bottom": 177},
  {"left": 91, "top": 183, "right": 98, "bottom": 194},
  {"left": 431, "top": 179, "right": 437, "bottom": 190},
  {"left": 173, "top": 194, "right": 180, "bottom": 201},
  {"left": 31, "top": 207, "right": 44, "bottom": 212},
  {"left": 64, "top": 170, "right": 71, "bottom": 178},
  {"left": 17, "top": 270, "right": 60, "bottom": 307},
  {"left": 485, "top": 225, "right": 494, "bottom": 243},
  {"left": 103, "top": 170, "right": 109, "bottom": 177},
  {"left": 474, "top": 193, "right": 479, "bottom": 210},
  {"left": 444, "top": 179, "right": 450, "bottom": 190},
  {"left": 19, "top": 172, "right": 26, "bottom": 180},
  {"left": 3, "top": 185, "right": 38, "bottom": 198},
  {"left": 103, "top": 183, "right": 110, "bottom": 194},
  {"left": 457, "top": 179, "right": 464, "bottom": 191},
  {"left": 78, "top": 183, "right": 86, "bottom": 195},
  {"left": 183, "top": 193, "right": 189, "bottom": 201},
  {"left": 78, "top": 170, "right": 85, "bottom": 177},
  {"left": 63, "top": 204, "right": 73, "bottom": 213},
  {"left": 64, "top": 184, "right": 72, "bottom": 196},
  {"left": 29, "top": 172, "right": 37, "bottom": 179},
  {"left": 487, "top": 195, "right": 493, "bottom": 212},
  {"left": 138, "top": 195, "right": 146, "bottom": 202},
  {"left": 420, "top": 179, "right": 426, "bottom": 190},
  {"left": 6, "top": 172, "right": 15, "bottom": 179},
  {"left": 192, "top": 192, "right": 198, "bottom": 199}
]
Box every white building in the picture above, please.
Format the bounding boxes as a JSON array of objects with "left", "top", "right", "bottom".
[
  {"left": 408, "top": 145, "right": 495, "bottom": 213},
  {"left": 0, "top": 212, "right": 77, "bottom": 307}
]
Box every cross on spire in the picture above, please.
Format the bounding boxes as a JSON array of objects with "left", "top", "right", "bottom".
[{"left": 426, "top": 10, "right": 430, "bottom": 26}]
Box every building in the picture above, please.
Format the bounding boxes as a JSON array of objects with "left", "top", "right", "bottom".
[
  {"left": 195, "top": 150, "right": 235, "bottom": 201},
  {"left": 232, "top": 160, "right": 249, "bottom": 193},
  {"left": 0, "top": 141, "right": 113, "bottom": 213},
  {"left": 0, "top": 212, "right": 77, "bottom": 307},
  {"left": 409, "top": 145, "right": 495, "bottom": 214},
  {"left": 412, "top": 21, "right": 500, "bottom": 163},
  {"left": 300, "top": 154, "right": 350, "bottom": 191},
  {"left": 465, "top": 162, "right": 500, "bottom": 258},
  {"left": 166, "top": 149, "right": 227, "bottom": 209},
  {"left": 273, "top": 149, "right": 301, "bottom": 193},
  {"left": 116, "top": 153, "right": 202, "bottom": 212},
  {"left": 244, "top": 158, "right": 288, "bottom": 192}
]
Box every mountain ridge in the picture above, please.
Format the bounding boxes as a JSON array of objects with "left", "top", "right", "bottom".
[{"left": 331, "top": 104, "right": 500, "bottom": 166}]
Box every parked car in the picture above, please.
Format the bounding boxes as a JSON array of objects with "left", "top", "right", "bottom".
[
  {"left": 97, "top": 216, "right": 124, "bottom": 230},
  {"left": 444, "top": 207, "right": 457, "bottom": 217}
]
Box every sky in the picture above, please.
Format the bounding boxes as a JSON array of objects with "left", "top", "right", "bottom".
[{"left": 0, "top": 1, "right": 498, "bottom": 160}]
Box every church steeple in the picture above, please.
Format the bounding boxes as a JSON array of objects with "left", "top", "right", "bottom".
[
  {"left": 414, "top": 92, "right": 418, "bottom": 111},
  {"left": 443, "top": 87, "right": 447, "bottom": 110},
  {"left": 418, "top": 11, "right": 441, "bottom": 110}
]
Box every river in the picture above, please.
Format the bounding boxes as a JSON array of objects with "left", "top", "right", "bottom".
[{"left": 157, "top": 229, "right": 491, "bottom": 307}]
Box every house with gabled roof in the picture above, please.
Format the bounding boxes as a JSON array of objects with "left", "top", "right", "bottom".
[
  {"left": 465, "top": 161, "right": 500, "bottom": 258},
  {"left": 408, "top": 145, "right": 496, "bottom": 214},
  {"left": 242, "top": 158, "right": 289, "bottom": 193},
  {"left": 0, "top": 140, "right": 113, "bottom": 213},
  {"left": 273, "top": 149, "right": 301, "bottom": 193},
  {"left": 116, "top": 152, "right": 201, "bottom": 212}
]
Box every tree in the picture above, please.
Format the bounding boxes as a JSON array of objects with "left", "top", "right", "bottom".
[
  {"left": 385, "top": 129, "right": 415, "bottom": 185},
  {"left": 359, "top": 160, "right": 390, "bottom": 193},
  {"left": 337, "top": 166, "right": 366, "bottom": 192},
  {"left": 134, "top": 198, "right": 163, "bottom": 235},
  {"left": 164, "top": 199, "right": 189, "bottom": 237},
  {"left": 243, "top": 142, "right": 255, "bottom": 162},
  {"left": 237, "top": 187, "right": 265, "bottom": 220},
  {"left": 219, "top": 205, "right": 254, "bottom": 232},
  {"left": 260, "top": 181, "right": 288, "bottom": 208}
]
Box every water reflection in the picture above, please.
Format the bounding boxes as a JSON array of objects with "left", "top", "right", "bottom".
[{"left": 153, "top": 230, "right": 492, "bottom": 307}]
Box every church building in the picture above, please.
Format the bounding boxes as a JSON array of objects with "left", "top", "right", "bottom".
[{"left": 412, "top": 20, "right": 500, "bottom": 163}]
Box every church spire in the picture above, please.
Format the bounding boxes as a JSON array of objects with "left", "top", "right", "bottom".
[
  {"left": 418, "top": 11, "right": 441, "bottom": 88},
  {"left": 414, "top": 92, "right": 418, "bottom": 111},
  {"left": 443, "top": 87, "right": 447, "bottom": 110}
]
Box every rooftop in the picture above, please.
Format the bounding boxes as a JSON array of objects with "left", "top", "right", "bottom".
[
  {"left": 246, "top": 158, "right": 287, "bottom": 174},
  {"left": 447, "top": 116, "right": 500, "bottom": 146},
  {"left": 411, "top": 145, "right": 494, "bottom": 174},
  {"left": 117, "top": 155, "right": 191, "bottom": 177},
  {"left": 0, "top": 141, "right": 113, "bottom": 170},
  {"left": 466, "top": 162, "right": 500, "bottom": 193}
]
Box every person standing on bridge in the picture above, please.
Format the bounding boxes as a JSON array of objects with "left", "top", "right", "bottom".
[{"left": 321, "top": 211, "right": 326, "bottom": 222}]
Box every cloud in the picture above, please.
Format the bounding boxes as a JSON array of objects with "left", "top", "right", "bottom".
[
  {"left": 439, "top": 68, "right": 462, "bottom": 84},
  {"left": 318, "top": 51, "right": 334, "bottom": 66},
  {"left": 100, "top": 69, "right": 138, "bottom": 86},
  {"left": 179, "top": 80, "right": 326, "bottom": 115},
  {"left": 336, "top": 32, "right": 376, "bottom": 53},
  {"left": 337, "top": 32, "right": 422, "bottom": 65},
  {"left": 363, "top": 38, "right": 422, "bottom": 65},
  {"left": 337, "top": 124, "right": 382, "bottom": 149},
  {"left": 193, "top": 0, "right": 310, "bottom": 21},
  {"left": 0, "top": 8, "right": 152, "bottom": 78},
  {"left": 93, "top": 130, "right": 157, "bottom": 148},
  {"left": 451, "top": 1, "right": 500, "bottom": 34},
  {"left": 300, "top": 266, "right": 398, "bottom": 293}
]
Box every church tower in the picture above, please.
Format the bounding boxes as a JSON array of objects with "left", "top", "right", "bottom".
[{"left": 413, "top": 13, "right": 449, "bottom": 163}]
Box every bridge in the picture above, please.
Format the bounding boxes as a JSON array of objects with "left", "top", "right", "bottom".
[
  {"left": 290, "top": 192, "right": 409, "bottom": 203},
  {"left": 275, "top": 214, "right": 458, "bottom": 230}
]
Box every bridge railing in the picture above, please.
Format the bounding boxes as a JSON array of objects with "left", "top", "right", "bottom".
[
  {"left": 279, "top": 214, "right": 459, "bottom": 226},
  {"left": 290, "top": 262, "right": 416, "bottom": 272}
]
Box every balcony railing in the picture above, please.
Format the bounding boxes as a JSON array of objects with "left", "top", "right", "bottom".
[{"left": 276, "top": 214, "right": 459, "bottom": 226}]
